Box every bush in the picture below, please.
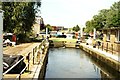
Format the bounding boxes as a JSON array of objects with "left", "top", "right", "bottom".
[{"left": 17, "top": 33, "right": 31, "bottom": 43}]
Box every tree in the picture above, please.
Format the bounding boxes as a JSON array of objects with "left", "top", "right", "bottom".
[
  {"left": 2, "top": 2, "right": 41, "bottom": 42},
  {"left": 72, "top": 25, "right": 80, "bottom": 32},
  {"left": 46, "top": 24, "right": 52, "bottom": 32},
  {"left": 85, "top": 1, "right": 120, "bottom": 32},
  {"left": 106, "top": 1, "right": 120, "bottom": 27},
  {"left": 85, "top": 20, "right": 94, "bottom": 33},
  {"left": 2, "top": 2, "right": 41, "bottom": 33}
]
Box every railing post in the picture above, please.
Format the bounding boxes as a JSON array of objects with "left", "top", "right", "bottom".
[
  {"left": 27, "top": 53, "right": 30, "bottom": 71},
  {"left": 102, "top": 43, "right": 103, "bottom": 51},
  {"left": 98, "top": 42, "right": 99, "bottom": 49},
  {"left": 106, "top": 43, "right": 108, "bottom": 52},
  {"left": 33, "top": 48, "right": 35, "bottom": 65},
  {"left": 19, "top": 74, "right": 21, "bottom": 80},
  {"left": 111, "top": 44, "right": 113, "bottom": 54}
]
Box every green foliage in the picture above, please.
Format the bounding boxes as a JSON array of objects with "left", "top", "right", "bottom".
[
  {"left": 0, "top": 2, "right": 2, "bottom": 9},
  {"left": 106, "top": 1, "right": 120, "bottom": 27},
  {"left": 2, "top": 2, "right": 41, "bottom": 42},
  {"left": 46, "top": 24, "right": 52, "bottom": 31},
  {"left": 85, "top": 1, "right": 120, "bottom": 32},
  {"left": 72, "top": 25, "right": 80, "bottom": 32}
]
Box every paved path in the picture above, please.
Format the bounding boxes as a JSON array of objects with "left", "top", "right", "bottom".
[
  {"left": 3, "top": 43, "right": 40, "bottom": 56},
  {"left": 81, "top": 43, "right": 120, "bottom": 62}
]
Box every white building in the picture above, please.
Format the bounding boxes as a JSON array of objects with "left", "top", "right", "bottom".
[
  {"left": 33, "top": 23, "right": 40, "bottom": 37},
  {"left": 32, "top": 16, "right": 44, "bottom": 37}
]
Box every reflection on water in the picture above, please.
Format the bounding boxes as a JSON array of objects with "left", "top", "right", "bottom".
[{"left": 45, "top": 48, "right": 120, "bottom": 79}]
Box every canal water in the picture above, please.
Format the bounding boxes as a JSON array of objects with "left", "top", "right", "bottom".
[{"left": 45, "top": 48, "right": 119, "bottom": 78}]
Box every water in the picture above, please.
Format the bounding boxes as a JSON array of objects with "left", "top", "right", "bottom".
[{"left": 45, "top": 48, "right": 119, "bottom": 78}]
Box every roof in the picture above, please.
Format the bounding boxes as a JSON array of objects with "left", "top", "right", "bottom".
[{"left": 99, "top": 27, "right": 120, "bottom": 30}]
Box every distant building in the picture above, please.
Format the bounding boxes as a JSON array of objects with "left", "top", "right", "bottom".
[
  {"left": 35, "top": 16, "right": 41, "bottom": 24},
  {"left": 35, "top": 16, "right": 45, "bottom": 30},
  {"left": 52, "top": 26, "right": 64, "bottom": 31},
  {"left": 63, "top": 28, "right": 68, "bottom": 30},
  {"left": 33, "top": 16, "right": 44, "bottom": 37},
  {"left": 102, "top": 27, "right": 120, "bottom": 54},
  {"left": 32, "top": 23, "right": 40, "bottom": 37}
]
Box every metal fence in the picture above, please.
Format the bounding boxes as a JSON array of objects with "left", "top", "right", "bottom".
[{"left": 3, "top": 40, "right": 46, "bottom": 80}]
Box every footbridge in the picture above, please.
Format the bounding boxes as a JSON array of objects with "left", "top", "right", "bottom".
[{"left": 3, "top": 40, "right": 49, "bottom": 80}]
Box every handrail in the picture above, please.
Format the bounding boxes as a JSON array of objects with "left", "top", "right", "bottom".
[
  {"left": 3, "top": 57, "right": 24, "bottom": 76},
  {"left": 15, "top": 63, "right": 29, "bottom": 80},
  {"left": 3, "top": 40, "right": 46, "bottom": 80}
]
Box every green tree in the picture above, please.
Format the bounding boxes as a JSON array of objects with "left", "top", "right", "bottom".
[
  {"left": 72, "top": 25, "right": 80, "bottom": 32},
  {"left": 46, "top": 24, "right": 52, "bottom": 32},
  {"left": 106, "top": 1, "right": 120, "bottom": 27},
  {"left": 2, "top": 2, "right": 41, "bottom": 42},
  {"left": 85, "top": 20, "right": 94, "bottom": 33},
  {"left": 85, "top": 1, "right": 120, "bottom": 32}
]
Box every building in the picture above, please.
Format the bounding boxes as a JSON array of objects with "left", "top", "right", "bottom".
[
  {"left": 32, "top": 23, "right": 40, "bottom": 37},
  {"left": 102, "top": 27, "right": 120, "bottom": 54},
  {"left": 33, "top": 16, "right": 44, "bottom": 37},
  {"left": 51, "top": 26, "right": 64, "bottom": 31}
]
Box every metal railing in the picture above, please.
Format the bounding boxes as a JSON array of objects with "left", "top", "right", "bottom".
[
  {"left": 3, "top": 40, "right": 47, "bottom": 80},
  {"left": 96, "top": 42, "right": 116, "bottom": 55}
]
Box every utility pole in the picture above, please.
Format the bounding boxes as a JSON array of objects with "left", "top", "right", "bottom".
[{"left": 0, "top": 9, "right": 3, "bottom": 80}]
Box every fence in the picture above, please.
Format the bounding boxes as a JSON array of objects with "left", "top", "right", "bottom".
[
  {"left": 95, "top": 41, "right": 119, "bottom": 55},
  {"left": 3, "top": 40, "right": 47, "bottom": 80}
]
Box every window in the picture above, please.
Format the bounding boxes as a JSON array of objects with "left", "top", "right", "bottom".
[
  {"left": 118, "top": 30, "right": 120, "bottom": 41},
  {"left": 115, "top": 30, "right": 120, "bottom": 42}
]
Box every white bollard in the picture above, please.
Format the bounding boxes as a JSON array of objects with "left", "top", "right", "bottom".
[
  {"left": 93, "top": 28, "right": 96, "bottom": 40},
  {"left": 0, "top": 10, "right": 3, "bottom": 80}
]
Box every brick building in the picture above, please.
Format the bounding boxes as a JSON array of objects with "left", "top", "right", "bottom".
[{"left": 102, "top": 27, "right": 120, "bottom": 54}]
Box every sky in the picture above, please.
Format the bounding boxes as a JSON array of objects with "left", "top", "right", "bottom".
[{"left": 39, "top": 0, "right": 119, "bottom": 28}]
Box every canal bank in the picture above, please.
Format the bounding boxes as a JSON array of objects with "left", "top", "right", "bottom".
[
  {"left": 45, "top": 47, "right": 120, "bottom": 79},
  {"left": 79, "top": 43, "right": 120, "bottom": 73},
  {"left": 48, "top": 39, "right": 120, "bottom": 76},
  {"left": 49, "top": 38, "right": 120, "bottom": 72}
]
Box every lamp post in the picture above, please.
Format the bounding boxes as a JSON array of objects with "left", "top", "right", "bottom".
[
  {"left": 0, "top": 9, "right": 4, "bottom": 80},
  {"left": 93, "top": 28, "right": 96, "bottom": 40},
  {"left": 80, "top": 25, "right": 84, "bottom": 38}
]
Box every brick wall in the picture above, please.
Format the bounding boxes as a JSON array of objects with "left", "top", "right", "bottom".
[{"left": 103, "top": 30, "right": 120, "bottom": 54}]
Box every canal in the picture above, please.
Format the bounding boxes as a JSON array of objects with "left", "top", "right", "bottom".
[{"left": 45, "top": 48, "right": 120, "bottom": 79}]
